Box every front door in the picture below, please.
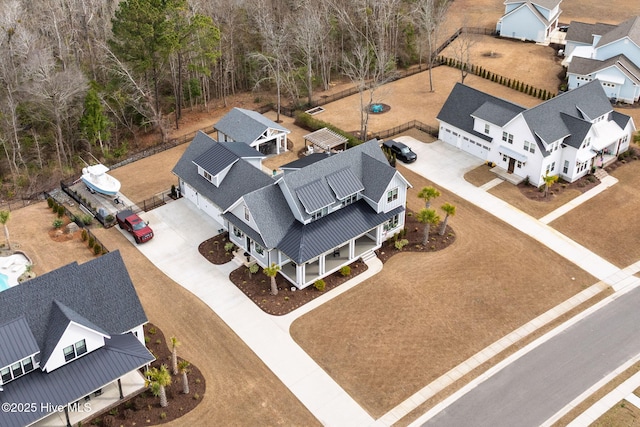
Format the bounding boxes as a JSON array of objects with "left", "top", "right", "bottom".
[{"left": 507, "top": 157, "right": 516, "bottom": 174}]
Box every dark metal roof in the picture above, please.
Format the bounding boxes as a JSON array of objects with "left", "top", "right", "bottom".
[
  {"left": 172, "top": 131, "right": 274, "bottom": 211},
  {"left": 295, "top": 179, "right": 336, "bottom": 213},
  {"left": 214, "top": 108, "right": 289, "bottom": 144},
  {"left": 522, "top": 80, "right": 612, "bottom": 143},
  {"left": 280, "top": 153, "right": 327, "bottom": 171},
  {"left": 278, "top": 200, "right": 404, "bottom": 264},
  {"left": 566, "top": 21, "right": 617, "bottom": 45},
  {"left": 0, "top": 317, "right": 39, "bottom": 369},
  {"left": 0, "top": 251, "right": 147, "bottom": 356},
  {"left": 193, "top": 143, "right": 239, "bottom": 177},
  {"left": 437, "top": 83, "right": 525, "bottom": 138},
  {"left": 220, "top": 141, "right": 266, "bottom": 159},
  {"left": 0, "top": 333, "right": 154, "bottom": 427},
  {"left": 326, "top": 168, "right": 365, "bottom": 200}
]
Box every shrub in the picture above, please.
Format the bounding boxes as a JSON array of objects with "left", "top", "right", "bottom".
[
  {"left": 88, "top": 236, "right": 95, "bottom": 248},
  {"left": 56, "top": 205, "right": 65, "bottom": 218},
  {"left": 314, "top": 279, "right": 326, "bottom": 291},
  {"left": 149, "top": 327, "right": 157, "bottom": 335},
  {"left": 340, "top": 266, "right": 351, "bottom": 276},
  {"left": 193, "top": 393, "right": 200, "bottom": 400},
  {"left": 224, "top": 242, "right": 235, "bottom": 253},
  {"left": 93, "top": 244, "right": 102, "bottom": 255},
  {"left": 105, "top": 214, "right": 114, "bottom": 223},
  {"left": 51, "top": 201, "right": 58, "bottom": 212},
  {"left": 47, "top": 197, "right": 54, "bottom": 208},
  {"left": 294, "top": 112, "right": 360, "bottom": 147},
  {"left": 395, "top": 239, "right": 409, "bottom": 250},
  {"left": 82, "top": 214, "right": 93, "bottom": 226},
  {"left": 53, "top": 219, "right": 64, "bottom": 229},
  {"left": 160, "top": 412, "right": 167, "bottom": 420},
  {"left": 81, "top": 229, "right": 88, "bottom": 241}
]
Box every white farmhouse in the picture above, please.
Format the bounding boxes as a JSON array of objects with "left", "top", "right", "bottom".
[{"left": 496, "top": 0, "right": 562, "bottom": 43}]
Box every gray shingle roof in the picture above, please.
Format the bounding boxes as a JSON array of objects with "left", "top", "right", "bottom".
[
  {"left": 0, "top": 317, "right": 39, "bottom": 369},
  {"left": 361, "top": 154, "right": 398, "bottom": 202},
  {"left": 278, "top": 200, "right": 404, "bottom": 264},
  {"left": 437, "top": 83, "right": 525, "bottom": 137},
  {"left": 566, "top": 21, "right": 617, "bottom": 45},
  {"left": 241, "top": 184, "right": 295, "bottom": 248},
  {"left": 1, "top": 333, "right": 153, "bottom": 427},
  {"left": 326, "top": 168, "right": 365, "bottom": 200},
  {"left": 611, "top": 110, "right": 632, "bottom": 129},
  {"left": 559, "top": 113, "right": 593, "bottom": 149},
  {"left": 596, "top": 16, "right": 640, "bottom": 48},
  {"left": 0, "top": 251, "right": 147, "bottom": 357},
  {"left": 522, "top": 80, "right": 612, "bottom": 143},
  {"left": 172, "top": 131, "right": 274, "bottom": 211},
  {"left": 504, "top": 0, "right": 561, "bottom": 10},
  {"left": 568, "top": 55, "right": 640, "bottom": 85},
  {"left": 214, "top": 108, "right": 289, "bottom": 144}
]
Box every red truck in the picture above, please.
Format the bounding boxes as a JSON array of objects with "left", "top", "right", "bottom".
[{"left": 116, "top": 209, "right": 154, "bottom": 244}]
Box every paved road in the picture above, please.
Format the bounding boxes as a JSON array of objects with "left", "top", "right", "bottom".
[{"left": 419, "top": 284, "right": 640, "bottom": 427}]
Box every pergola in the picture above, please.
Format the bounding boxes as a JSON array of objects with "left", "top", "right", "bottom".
[{"left": 304, "top": 128, "right": 348, "bottom": 154}]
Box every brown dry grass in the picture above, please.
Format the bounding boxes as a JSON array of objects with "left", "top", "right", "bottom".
[{"left": 290, "top": 166, "right": 597, "bottom": 417}]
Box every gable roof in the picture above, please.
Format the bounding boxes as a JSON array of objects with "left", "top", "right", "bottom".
[
  {"left": 172, "top": 131, "right": 274, "bottom": 211},
  {"left": 437, "top": 83, "right": 525, "bottom": 139},
  {"left": 280, "top": 153, "right": 327, "bottom": 171},
  {"left": 568, "top": 55, "right": 640, "bottom": 85},
  {"left": 566, "top": 21, "right": 617, "bottom": 45},
  {"left": 214, "top": 107, "right": 289, "bottom": 144},
  {"left": 502, "top": 1, "right": 551, "bottom": 26},
  {"left": 241, "top": 184, "right": 296, "bottom": 248},
  {"left": 596, "top": 16, "right": 640, "bottom": 48},
  {"left": 504, "top": 0, "right": 560, "bottom": 10},
  {"left": 193, "top": 142, "right": 239, "bottom": 177},
  {"left": 521, "top": 80, "right": 613, "bottom": 143},
  {"left": 0, "top": 251, "right": 147, "bottom": 357}
]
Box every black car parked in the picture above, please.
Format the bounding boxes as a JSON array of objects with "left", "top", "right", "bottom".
[{"left": 383, "top": 140, "right": 417, "bottom": 163}]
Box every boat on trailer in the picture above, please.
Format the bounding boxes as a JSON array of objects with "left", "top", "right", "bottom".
[{"left": 81, "top": 164, "right": 121, "bottom": 196}]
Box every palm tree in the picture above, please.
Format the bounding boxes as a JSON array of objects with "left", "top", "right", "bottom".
[
  {"left": 146, "top": 364, "right": 172, "bottom": 408},
  {"left": 170, "top": 336, "right": 180, "bottom": 375},
  {"left": 418, "top": 186, "right": 441, "bottom": 208},
  {"left": 0, "top": 210, "right": 11, "bottom": 251},
  {"left": 542, "top": 173, "right": 559, "bottom": 198},
  {"left": 439, "top": 203, "right": 456, "bottom": 235},
  {"left": 417, "top": 208, "right": 440, "bottom": 245},
  {"left": 178, "top": 360, "right": 190, "bottom": 394},
  {"left": 263, "top": 263, "right": 281, "bottom": 296}
]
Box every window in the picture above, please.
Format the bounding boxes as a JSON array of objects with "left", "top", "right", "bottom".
[
  {"left": 342, "top": 193, "right": 357, "bottom": 207},
  {"left": 22, "top": 357, "right": 34, "bottom": 373},
  {"left": 384, "top": 215, "right": 399, "bottom": 231},
  {"left": 254, "top": 243, "right": 264, "bottom": 255},
  {"left": 1, "top": 367, "right": 11, "bottom": 383},
  {"left": 11, "top": 362, "right": 22, "bottom": 379},
  {"left": 550, "top": 162, "right": 555, "bottom": 172},
  {"left": 387, "top": 188, "right": 398, "bottom": 203},
  {"left": 484, "top": 124, "right": 490, "bottom": 134},
  {"left": 563, "top": 160, "right": 569, "bottom": 174},
  {"left": 502, "top": 132, "right": 513, "bottom": 144},
  {"left": 524, "top": 141, "right": 535, "bottom": 154},
  {"left": 517, "top": 161, "right": 522, "bottom": 168},
  {"left": 75, "top": 339, "right": 87, "bottom": 357},
  {"left": 502, "top": 155, "right": 507, "bottom": 162},
  {"left": 204, "top": 171, "right": 212, "bottom": 181},
  {"left": 233, "top": 226, "right": 243, "bottom": 238},
  {"left": 64, "top": 345, "right": 75, "bottom": 362},
  {"left": 311, "top": 207, "right": 328, "bottom": 220},
  {"left": 244, "top": 206, "right": 250, "bottom": 221}
]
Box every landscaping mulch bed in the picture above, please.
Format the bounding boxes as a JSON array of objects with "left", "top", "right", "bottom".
[
  {"left": 198, "top": 233, "right": 234, "bottom": 264},
  {"left": 86, "top": 323, "right": 205, "bottom": 427}
]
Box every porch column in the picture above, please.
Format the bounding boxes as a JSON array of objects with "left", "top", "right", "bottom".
[
  {"left": 118, "top": 378, "right": 124, "bottom": 399},
  {"left": 349, "top": 239, "right": 355, "bottom": 259},
  {"left": 319, "top": 255, "right": 326, "bottom": 275},
  {"left": 64, "top": 406, "right": 71, "bottom": 427}
]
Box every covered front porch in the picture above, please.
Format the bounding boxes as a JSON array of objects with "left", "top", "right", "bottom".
[{"left": 280, "top": 233, "right": 378, "bottom": 289}]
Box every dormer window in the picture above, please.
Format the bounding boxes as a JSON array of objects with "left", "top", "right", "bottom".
[
  {"left": 341, "top": 193, "right": 358, "bottom": 207},
  {"left": 63, "top": 339, "right": 87, "bottom": 362},
  {"left": 387, "top": 188, "right": 399, "bottom": 203},
  {"left": 244, "top": 206, "right": 250, "bottom": 221},
  {"left": 1, "top": 356, "right": 34, "bottom": 384},
  {"left": 484, "top": 124, "right": 490, "bottom": 134},
  {"left": 204, "top": 171, "right": 212, "bottom": 181},
  {"left": 311, "top": 207, "right": 328, "bottom": 220}
]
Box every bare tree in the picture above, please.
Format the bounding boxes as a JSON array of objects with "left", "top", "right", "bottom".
[
  {"left": 413, "top": 0, "right": 451, "bottom": 92},
  {"left": 451, "top": 26, "right": 477, "bottom": 84}
]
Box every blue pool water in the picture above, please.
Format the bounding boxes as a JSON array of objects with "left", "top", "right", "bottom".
[{"left": 0, "top": 273, "right": 8, "bottom": 292}]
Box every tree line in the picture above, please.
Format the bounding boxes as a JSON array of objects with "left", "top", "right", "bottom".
[{"left": 0, "top": 0, "right": 451, "bottom": 197}]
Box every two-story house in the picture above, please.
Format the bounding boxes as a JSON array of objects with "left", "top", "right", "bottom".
[
  {"left": 0, "top": 251, "right": 153, "bottom": 427},
  {"left": 173, "top": 133, "right": 411, "bottom": 289},
  {"left": 565, "top": 16, "right": 640, "bottom": 103},
  {"left": 213, "top": 107, "right": 290, "bottom": 155},
  {"left": 437, "top": 81, "right": 635, "bottom": 187},
  {"left": 496, "top": 0, "right": 563, "bottom": 43}
]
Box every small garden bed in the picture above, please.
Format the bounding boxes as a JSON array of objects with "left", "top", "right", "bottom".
[
  {"left": 86, "top": 323, "right": 205, "bottom": 427},
  {"left": 198, "top": 233, "right": 234, "bottom": 264}
]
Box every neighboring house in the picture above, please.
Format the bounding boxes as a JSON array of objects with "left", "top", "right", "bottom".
[
  {"left": 437, "top": 80, "right": 635, "bottom": 187},
  {"left": 213, "top": 107, "right": 290, "bottom": 155},
  {"left": 174, "top": 133, "right": 411, "bottom": 289},
  {"left": 0, "top": 251, "right": 153, "bottom": 427},
  {"left": 565, "top": 16, "right": 640, "bottom": 103},
  {"left": 496, "top": 0, "right": 562, "bottom": 43}
]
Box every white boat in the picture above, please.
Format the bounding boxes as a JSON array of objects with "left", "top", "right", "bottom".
[{"left": 81, "top": 164, "right": 121, "bottom": 196}]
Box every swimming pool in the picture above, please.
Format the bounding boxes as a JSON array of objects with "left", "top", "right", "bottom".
[{"left": 0, "top": 273, "right": 8, "bottom": 291}]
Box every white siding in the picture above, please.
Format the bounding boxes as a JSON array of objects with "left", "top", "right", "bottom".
[
  {"left": 43, "top": 323, "right": 106, "bottom": 372},
  {"left": 377, "top": 173, "right": 408, "bottom": 213}
]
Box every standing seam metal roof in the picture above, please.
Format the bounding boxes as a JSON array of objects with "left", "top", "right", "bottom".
[
  {"left": 295, "top": 179, "right": 336, "bottom": 213},
  {"left": 0, "top": 317, "right": 39, "bottom": 369},
  {"left": 326, "top": 168, "right": 365, "bottom": 200}
]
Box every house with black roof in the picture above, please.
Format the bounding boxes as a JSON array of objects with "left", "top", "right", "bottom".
[
  {"left": 564, "top": 16, "right": 640, "bottom": 103},
  {"left": 496, "top": 0, "right": 562, "bottom": 43},
  {"left": 437, "top": 81, "right": 635, "bottom": 187},
  {"left": 0, "top": 251, "right": 153, "bottom": 427},
  {"left": 173, "top": 132, "right": 411, "bottom": 289},
  {"left": 213, "top": 107, "right": 291, "bottom": 155}
]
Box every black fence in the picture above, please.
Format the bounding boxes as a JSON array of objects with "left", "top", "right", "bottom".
[
  {"left": 135, "top": 190, "right": 175, "bottom": 212},
  {"left": 370, "top": 121, "right": 439, "bottom": 141},
  {"left": 43, "top": 190, "right": 110, "bottom": 254}
]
